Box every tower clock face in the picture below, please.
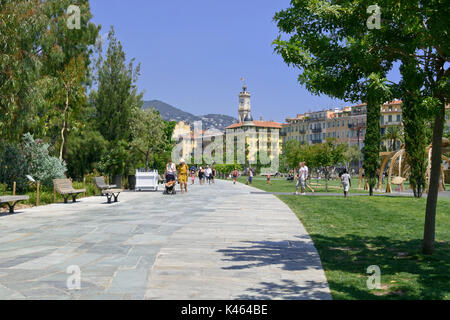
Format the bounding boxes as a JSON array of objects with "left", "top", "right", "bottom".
[{"left": 240, "top": 98, "right": 245, "bottom": 104}]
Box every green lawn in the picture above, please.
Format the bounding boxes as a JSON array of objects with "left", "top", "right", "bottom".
[
  {"left": 239, "top": 178, "right": 450, "bottom": 300},
  {"left": 235, "top": 176, "right": 380, "bottom": 194}
]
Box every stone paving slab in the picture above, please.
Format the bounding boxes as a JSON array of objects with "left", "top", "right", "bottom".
[{"left": 0, "top": 180, "right": 331, "bottom": 300}]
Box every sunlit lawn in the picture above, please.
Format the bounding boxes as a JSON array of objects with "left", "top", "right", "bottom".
[
  {"left": 238, "top": 177, "right": 450, "bottom": 300},
  {"left": 234, "top": 176, "right": 380, "bottom": 194}
]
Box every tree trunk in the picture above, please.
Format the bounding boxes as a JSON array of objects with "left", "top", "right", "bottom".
[
  {"left": 145, "top": 152, "right": 149, "bottom": 171},
  {"left": 59, "top": 95, "right": 69, "bottom": 161},
  {"left": 423, "top": 103, "right": 445, "bottom": 255}
]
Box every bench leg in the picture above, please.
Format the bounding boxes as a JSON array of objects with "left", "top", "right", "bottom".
[
  {"left": 113, "top": 194, "right": 119, "bottom": 202},
  {"left": 64, "top": 196, "right": 69, "bottom": 204},
  {"left": 106, "top": 194, "right": 112, "bottom": 204},
  {"left": 7, "top": 202, "right": 17, "bottom": 213},
  {"left": 72, "top": 194, "right": 79, "bottom": 203}
]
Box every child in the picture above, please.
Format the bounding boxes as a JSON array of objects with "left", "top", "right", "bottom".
[
  {"left": 232, "top": 168, "right": 238, "bottom": 184},
  {"left": 266, "top": 173, "right": 272, "bottom": 185},
  {"left": 191, "top": 170, "right": 196, "bottom": 185}
]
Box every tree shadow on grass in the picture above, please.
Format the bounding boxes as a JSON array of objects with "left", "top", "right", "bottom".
[
  {"left": 217, "top": 236, "right": 332, "bottom": 300},
  {"left": 307, "top": 234, "right": 450, "bottom": 300},
  {"left": 217, "top": 234, "right": 449, "bottom": 300}
]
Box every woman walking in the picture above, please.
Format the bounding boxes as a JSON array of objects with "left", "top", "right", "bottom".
[
  {"left": 178, "top": 159, "right": 189, "bottom": 193},
  {"left": 340, "top": 169, "right": 351, "bottom": 198}
]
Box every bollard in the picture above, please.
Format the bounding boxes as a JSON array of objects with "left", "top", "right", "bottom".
[
  {"left": 83, "top": 176, "right": 86, "bottom": 197},
  {"left": 13, "top": 181, "right": 16, "bottom": 196},
  {"left": 36, "top": 181, "right": 40, "bottom": 206}
]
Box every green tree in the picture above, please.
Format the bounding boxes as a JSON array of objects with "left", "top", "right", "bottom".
[
  {"left": 131, "top": 108, "right": 166, "bottom": 170},
  {"left": 66, "top": 129, "right": 107, "bottom": 179},
  {"left": 399, "top": 61, "right": 428, "bottom": 198},
  {"left": 382, "top": 126, "right": 403, "bottom": 152},
  {"left": 273, "top": 0, "right": 448, "bottom": 253},
  {"left": 363, "top": 74, "right": 390, "bottom": 196},
  {"left": 92, "top": 26, "right": 143, "bottom": 143},
  {"left": 345, "top": 145, "right": 363, "bottom": 169},
  {"left": 313, "top": 139, "right": 348, "bottom": 192},
  {"left": 0, "top": 0, "right": 49, "bottom": 142}
]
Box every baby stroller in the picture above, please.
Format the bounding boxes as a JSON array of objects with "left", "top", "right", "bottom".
[{"left": 163, "top": 172, "right": 177, "bottom": 195}]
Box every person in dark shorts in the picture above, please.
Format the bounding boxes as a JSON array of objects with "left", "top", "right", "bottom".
[{"left": 198, "top": 167, "right": 204, "bottom": 185}]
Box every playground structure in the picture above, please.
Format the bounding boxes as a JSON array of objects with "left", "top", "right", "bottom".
[{"left": 359, "top": 138, "right": 449, "bottom": 193}]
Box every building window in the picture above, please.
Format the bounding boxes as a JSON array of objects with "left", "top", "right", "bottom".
[
  {"left": 397, "top": 114, "right": 401, "bottom": 122},
  {"left": 388, "top": 115, "right": 392, "bottom": 122}
]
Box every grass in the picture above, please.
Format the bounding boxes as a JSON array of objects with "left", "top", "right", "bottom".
[
  {"left": 234, "top": 176, "right": 379, "bottom": 194},
  {"left": 240, "top": 178, "right": 450, "bottom": 300}
]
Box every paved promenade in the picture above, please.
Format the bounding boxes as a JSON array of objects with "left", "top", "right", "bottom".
[{"left": 0, "top": 180, "right": 331, "bottom": 300}]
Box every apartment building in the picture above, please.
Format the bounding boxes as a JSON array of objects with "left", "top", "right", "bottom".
[{"left": 283, "top": 100, "right": 405, "bottom": 149}]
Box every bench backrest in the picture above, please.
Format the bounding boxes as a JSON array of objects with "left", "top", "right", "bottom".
[
  {"left": 94, "top": 176, "right": 108, "bottom": 189},
  {"left": 53, "top": 179, "right": 74, "bottom": 193}
]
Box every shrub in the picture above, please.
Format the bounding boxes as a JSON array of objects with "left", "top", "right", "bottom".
[{"left": 0, "top": 133, "right": 67, "bottom": 191}]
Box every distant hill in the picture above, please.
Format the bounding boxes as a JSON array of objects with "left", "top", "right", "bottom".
[{"left": 143, "top": 100, "right": 237, "bottom": 131}]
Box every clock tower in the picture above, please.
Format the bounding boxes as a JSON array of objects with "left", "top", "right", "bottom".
[{"left": 238, "top": 84, "right": 251, "bottom": 123}]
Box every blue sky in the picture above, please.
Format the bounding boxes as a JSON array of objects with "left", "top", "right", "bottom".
[{"left": 90, "top": 0, "right": 400, "bottom": 123}]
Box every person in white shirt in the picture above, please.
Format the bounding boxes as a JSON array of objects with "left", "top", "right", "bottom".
[
  {"left": 205, "top": 165, "right": 213, "bottom": 184},
  {"left": 295, "top": 162, "right": 314, "bottom": 195},
  {"left": 165, "top": 159, "right": 177, "bottom": 185},
  {"left": 340, "top": 169, "right": 352, "bottom": 198},
  {"left": 296, "top": 162, "right": 307, "bottom": 195}
]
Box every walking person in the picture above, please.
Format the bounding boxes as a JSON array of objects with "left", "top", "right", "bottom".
[
  {"left": 198, "top": 166, "right": 204, "bottom": 185},
  {"left": 295, "top": 162, "right": 307, "bottom": 195},
  {"left": 341, "top": 169, "right": 352, "bottom": 198},
  {"left": 266, "top": 172, "right": 272, "bottom": 185},
  {"left": 232, "top": 168, "right": 239, "bottom": 184},
  {"left": 178, "top": 159, "right": 189, "bottom": 194},
  {"left": 165, "top": 158, "right": 177, "bottom": 188},
  {"left": 205, "top": 165, "right": 212, "bottom": 184},
  {"left": 190, "top": 169, "right": 196, "bottom": 185},
  {"left": 247, "top": 167, "right": 253, "bottom": 185},
  {"left": 303, "top": 162, "right": 315, "bottom": 193},
  {"left": 211, "top": 166, "right": 216, "bottom": 184}
]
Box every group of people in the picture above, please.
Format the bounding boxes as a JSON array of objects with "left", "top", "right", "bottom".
[
  {"left": 192, "top": 165, "right": 216, "bottom": 185},
  {"left": 295, "top": 162, "right": 315, "bottom": 195},
  {"left": 164, "top": 159, "right": 217, "bottom": 194},
  {"left": 294, "top": 161, "right": 352, "bottom": 197}
]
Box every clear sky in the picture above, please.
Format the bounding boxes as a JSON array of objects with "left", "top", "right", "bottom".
[{"left": 90, "top": 0, "right": 400, "bottom": 123}]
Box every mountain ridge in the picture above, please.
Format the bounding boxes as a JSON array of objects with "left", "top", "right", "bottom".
[{"left": 142, "top": 100, "right": 237, "bottom": 131}]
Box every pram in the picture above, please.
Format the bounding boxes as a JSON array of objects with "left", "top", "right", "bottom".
[{"left": 163, "top": 173, "right": 177, "bottom": 195}]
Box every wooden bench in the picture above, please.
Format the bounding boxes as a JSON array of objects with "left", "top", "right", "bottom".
[
  {"left": 94, "top": 177, "right": 122, "bottom": 203},
  {"left": 101, "top": 189, "right": 122, "bottom": 203},
  {"left": 94, "top": 177, "right": 116, "bottom": 194},
  {"left": 0, "top": 195, "right": 30, "bottom": 213},
  {"left": 53, "top": 179, "right": 86, "bottom": 203}
]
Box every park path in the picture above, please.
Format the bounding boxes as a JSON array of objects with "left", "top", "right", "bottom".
[{"left": 0, "top": 179, "right": 331, "bottom": 300}]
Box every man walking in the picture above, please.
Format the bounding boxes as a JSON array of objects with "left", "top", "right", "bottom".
[
  {"left": 247, "top": 167, "right": 253, "bottom": 185},
  {"left": 295, "top": 162, "right": 307, "bottom": 195}
]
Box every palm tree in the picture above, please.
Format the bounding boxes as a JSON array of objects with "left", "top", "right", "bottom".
[{"left": 382, "top": 126, "right": 403, "bottom": 151}]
